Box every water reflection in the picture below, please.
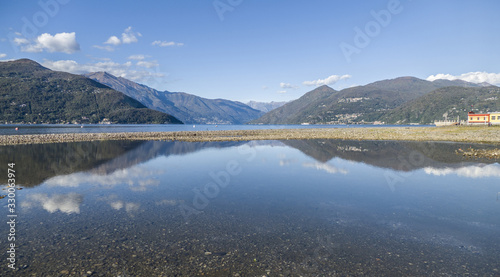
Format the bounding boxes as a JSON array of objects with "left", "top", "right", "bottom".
[
  {"left": 424, "top": 163, "right": 500, "bottom": 178},
  {"left": 45, "top": 166, "right": 163, "bottom": 190},
  {"left": 301, "top": 162, "right": 349, "bottom": 174},
  {"left": 282, "top": 139, "right": 497, "bottom": 171},
  {"left": 22, "top": 193, "right": 83, "bottom": 214},
  {"left": 0, "top": 140, "right": 245, "bottom": 187},
  {"left": 0, "top": 140, "right": 145, "bottom": 187},
  {"left": 1, "top": 139, "right": 499, "bottom": 275}
]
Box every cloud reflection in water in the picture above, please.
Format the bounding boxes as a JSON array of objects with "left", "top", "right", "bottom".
[
  {"left": 424, "top": 163, "right": 500, "bottom": 178},
  {"left": 44, "top": 166, "right": 163, "bottom": 191},
  {"left": 302, "top": 162, "right": 349, "bottom": 175},
  {"left": 22, "top": 193, "right": 83, "bottom": 214}
]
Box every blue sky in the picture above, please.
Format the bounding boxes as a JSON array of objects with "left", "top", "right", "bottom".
[{"left": 1, "top": 0, "right": 500, "bottom": 102}]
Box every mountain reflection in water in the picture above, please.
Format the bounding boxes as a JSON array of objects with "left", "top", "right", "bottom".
[
  {"left": 2, "top": 139, "right": 496, "bottom": 188},
  {"left": 1, "top": 139, "right": 499, "bottom": 276}
]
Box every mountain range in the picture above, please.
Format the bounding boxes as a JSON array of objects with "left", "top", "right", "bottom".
[
  {"left": 381, "top": 86, "right": 500, "bottom": 124},
  {"left": 2, "top": 59, "right": 499, "bottom": 126},
  {"left": 251, "top": 77, "right": 498, "bottom": 124},
  {"left": 0, "top": 59, "right": 182, "bottom": 124},
  {"left": 85, "top": 72, "right": 264, "bottom": 124},
  {"left": 246, "top": 101, "right": 287, "bottom": 113}
]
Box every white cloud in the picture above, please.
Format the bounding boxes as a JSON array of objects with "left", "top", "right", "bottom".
[
  {"left": 21, "top": 44, "right": 44, "bottom": 53},
  {"left": 89, "top": 56, "right": 112, "bottom": 61},
  {"left": 42, "top": 59, "right": 165, "bottom": 83},
  {"left": 277, "top": 90, "right": 287, "bottom": 94},
  {"left": 94, "top": 27, "right": 141, "bottom": 51},
  {"left": 13, "top": 37, "right": 30, "bottom": 45},
  {"left": 100, "top": 195, "right": 141, "bottom": 216},
  {"left": 122, "top": 28, "right": 138, "bottom": 44},
  {"left": 424, "top": 164, "right": 500, "bottom": 178},
  {"left": 42, "top": 59, "right": 130, "bottom": 76},
  {"left": 44, "top": 165, "right": 163, "bottom": 191},
  {"left": 14, "top": 32, "right": 80, "bottom": 54},
  {"left": 130, "top": 178, "right": 160, "bottom": 192},
  {"left": 0, "top": 53, "right": 6, "bottom": 58},
  {"left": 121, "top": 26, "right": 141, "bottom": 44},
  {"left": 303, "top": 74, "right": 351, "bottom": 87},
  {"left": 109, "top": 200, "right": 140, "bottom": 213},
  {"left": 92, "top": 45, "right": 115, "bottom": 52},
  {"left": 426, "top": 72, "right": 500, "bottom": 85},
  {"left": 280, "top": 82, "right": 298, "bottom": 89},
  {"left": 125, "top": 202, "right": 141, "bottom": 213},
  {"left": 137, "top": 60, "right": 159, "bottom": 68},
  {"left": 110, "top": 200, "right": 124, "bottom": 210},
  {"left": 128, "top": 54, "right": 147, "bottom": 60},
  {"left": 279, "top": 158, "right": 297, "bottom": 166},
  {"left": 108, "top": 200, "right": 140, "bottom": 215},
  {"left": 155, "top": 199, "right": 180, "bottom": 206},
  {"left": 104, "top": 35, "right": 121, "bottom": 45},
  {"left": 22, "top": 193, "right": 83, "bottom": 214},
  {"left": 262, "top": 86, "right": 269, "bottom": 90},
  {"left": 152, "top": 40, "right": 184, "bottom": 47},
  {"left": 303, "top": 162, "right": 348, "bottom": 174},
  {"left": 37, "top": 32, "right": 80, "bottom": 53}
]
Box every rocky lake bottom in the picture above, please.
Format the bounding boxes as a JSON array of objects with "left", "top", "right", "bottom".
[{"left": 1, "top": 139, "right": 500, "bottom": 276}]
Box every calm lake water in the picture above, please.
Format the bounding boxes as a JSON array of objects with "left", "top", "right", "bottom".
[{"left": 1, "top": 139, "right": 499, "bottom": 276}]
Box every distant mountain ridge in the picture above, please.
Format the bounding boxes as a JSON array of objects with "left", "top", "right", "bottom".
[
  {"left": 85, "top": 72, "right": 264, "bottom": 124},
  {"left": 246, "top": 101, "right": 287, "bottom": 113},
  {"left": 251, "top": 76, "right": 497, "bottom": 124},
  {"left": 0, "top": 59, "right": 182, "bottom": 124},
  {"left": 4, "top": 59, "right": 495, "bottom": 126}
]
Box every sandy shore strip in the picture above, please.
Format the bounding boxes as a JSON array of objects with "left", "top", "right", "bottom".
[{"left": 1, "top": 126, "right": 500, "bottom": 146}]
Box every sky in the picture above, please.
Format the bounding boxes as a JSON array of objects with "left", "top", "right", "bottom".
[{"left": 1, "top": 0, "right": 500, "bottom": 102}]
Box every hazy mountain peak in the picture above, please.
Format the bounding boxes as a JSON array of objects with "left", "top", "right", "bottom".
[
  {"left": 246, "top": 101, "right": 287, "bottom": 113},
  {"left": 90, "top": 71, "right": 116, "bottom": 79},
  {"left": 85, "top": 71, "right": 124, "bottom": 82}
]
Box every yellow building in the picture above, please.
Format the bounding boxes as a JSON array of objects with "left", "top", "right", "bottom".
[{"left": 490, "top": 112, "right": 500, "bottom": 125}]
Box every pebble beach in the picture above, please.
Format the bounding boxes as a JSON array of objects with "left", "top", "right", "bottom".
[{"left": 1, "top": 126, "right": 500, "bottom": 146}]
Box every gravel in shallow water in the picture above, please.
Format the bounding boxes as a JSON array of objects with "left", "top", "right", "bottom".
[{"left": 1, "top": 126, "right": 500, "bottom": 145}]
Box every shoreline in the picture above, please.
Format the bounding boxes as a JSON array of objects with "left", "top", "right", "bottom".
[{"left": 1, "top": 126, "right": 500, "bottom": 146}]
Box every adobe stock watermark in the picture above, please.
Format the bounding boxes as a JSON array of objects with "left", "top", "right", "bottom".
[
  {"left": 178, "top": 144, "right": 256, "bottom": 223},
  {"left": 140, "top": 64, "right": 170, "bottom": 91},
  {"left": 213, "top": 0, "right": 244, "bottom": 21},
  {"left": 6, "top": 163, "right": 17, "bottom": 270},
  {"left": 339, "top": 0, "right": 404, "bottom": 63},
  {"left": 7, "top": 0, "right": 71, "bottom": 52}
]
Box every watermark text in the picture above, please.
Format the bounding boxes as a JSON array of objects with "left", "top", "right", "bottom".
[{"left": 6, "top": 163, "right": 17, "bottom": 270}]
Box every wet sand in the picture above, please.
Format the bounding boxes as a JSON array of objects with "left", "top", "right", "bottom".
[{"left": 1, "top": 126, "right": 500, "bottom": 146}]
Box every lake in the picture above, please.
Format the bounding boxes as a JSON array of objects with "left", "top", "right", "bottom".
[{"left": 1, "top": 139, "right": 499, "bottom": 276}]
